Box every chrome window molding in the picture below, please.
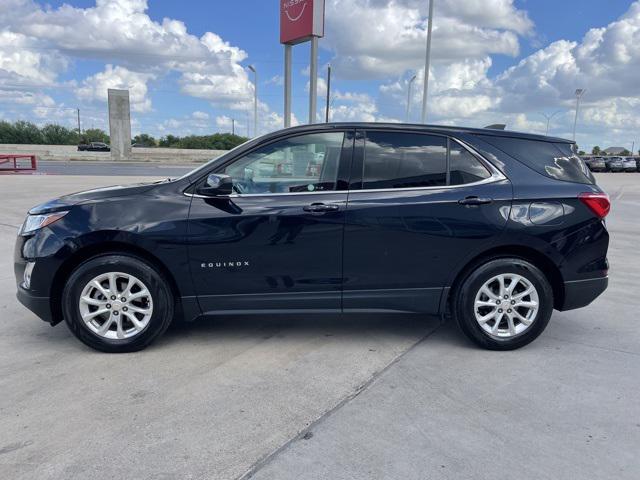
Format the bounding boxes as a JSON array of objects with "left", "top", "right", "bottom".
[{"left": 183, "top": 173, "right": 505, "bottom": 199}]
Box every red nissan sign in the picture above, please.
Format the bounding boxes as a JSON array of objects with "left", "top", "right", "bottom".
[{"left": 280, "top": 0, "right": 325, "bottom": 45}]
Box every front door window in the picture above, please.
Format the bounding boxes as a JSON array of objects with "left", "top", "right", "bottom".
[{"left": 224, "top": 132, "right": 345, "bottom": 194}]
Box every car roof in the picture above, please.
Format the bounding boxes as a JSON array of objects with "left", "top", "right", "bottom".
[{"left": 270, "top": 122, "right": 573, "bottom": 144}]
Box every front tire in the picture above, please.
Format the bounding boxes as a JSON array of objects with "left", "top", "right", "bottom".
[
  {"left": 452, "top": 258, "right": 553, "bottom": 350},
  {"left": 62, "top": 254, "right": 174, "bottom": 353}
]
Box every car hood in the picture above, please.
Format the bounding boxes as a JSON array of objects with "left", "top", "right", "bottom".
[{"left": 28, "top": 181, "right": 162, "bottom": 215}]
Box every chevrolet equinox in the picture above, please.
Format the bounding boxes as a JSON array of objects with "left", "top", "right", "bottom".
[{"left": 15, "top": 123, "right": 610, "bottom": 352}]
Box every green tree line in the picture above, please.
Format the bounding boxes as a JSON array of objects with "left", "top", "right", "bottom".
[
  {"left": 590, "top": 145, "right": 637, "bottom": 156},
  {"left": 0, "top": 120, "right": 247, "bottom": 150}
]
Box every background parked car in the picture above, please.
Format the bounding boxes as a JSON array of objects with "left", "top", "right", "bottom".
[
  {"left": 78, "top": 142, "right": 110, "bottom": 152},
  {"left": 623, "top": 157, "right": 638, "bottom": 172},
  {"left": 605, "top": 156, "right": 624, "bottom": 172},
  {"left": 585, "top": 157, "right": 606, "bottom": 172}
]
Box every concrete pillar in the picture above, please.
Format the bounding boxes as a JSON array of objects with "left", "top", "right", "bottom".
[{"left": 108, "top": 89, "right": 132, "bottom": 161}]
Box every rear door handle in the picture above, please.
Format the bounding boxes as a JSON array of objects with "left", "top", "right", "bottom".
[
  {"left": 303, "top": 203, "right": 340, "bottom": 213},
  {"left": 459, "top": 196, "right": 493, "bottom": 206}
]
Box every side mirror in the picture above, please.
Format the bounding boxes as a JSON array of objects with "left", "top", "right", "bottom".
[{"left": 196, "top": 174, "right": 233, "bottom": 197}]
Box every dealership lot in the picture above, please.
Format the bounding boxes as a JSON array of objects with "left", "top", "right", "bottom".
[{"left": 0, "top": 173, "right": 638, "bottom": 479}]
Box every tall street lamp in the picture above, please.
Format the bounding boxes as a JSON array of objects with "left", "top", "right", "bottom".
[
  {"left": 406, "top": 74, "right": 417, "bottom": 122},
  {"left": 420, "top": 0, "right": 435, "bottom": 123},
  {"left": 573, "top": 88, "right": 585, "bottom": 142},
  {"left": 540, "top": 110, "right": 562, "bottom": 136},
  {"left": 248, "top": 65, "right": 258, "bottom": 137}
]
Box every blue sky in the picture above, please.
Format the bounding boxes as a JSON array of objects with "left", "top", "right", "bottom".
[{"left": 1, "top": 0, "right": 639, "bottom": 151}]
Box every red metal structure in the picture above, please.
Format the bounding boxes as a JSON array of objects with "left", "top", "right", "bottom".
[{"left": 0, "top": 154, "right": 37, "bottom": 172}]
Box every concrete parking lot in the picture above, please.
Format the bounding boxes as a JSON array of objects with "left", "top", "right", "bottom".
[{"left": 0, "top": 172, "right": 638, "bottom": 480}]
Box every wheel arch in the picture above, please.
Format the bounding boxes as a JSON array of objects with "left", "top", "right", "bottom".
[
  {"left": 447, "top": 245, "right": 565, "bottom": 311},
  {"left": 50, "top": 241, "right": 183, "bottom": 325}
]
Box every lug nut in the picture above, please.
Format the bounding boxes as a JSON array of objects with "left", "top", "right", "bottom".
[
  {"left": 511, "top": 300, "right": 516, "bottom": 305},
  {"left": 503, "top": 295, "right": 509, "bottom": 299},
  {"left": 507, "top": 309, "right": 512, "bottom": 313},
  {"left": 496, "top": 300, "right": 501, "bottom": 305},
  {"left": 113, "top": 311, "right": 119, "bottom": 316},
  {"left": 106, "top": 304, "right": 111, "bottom": 309},
  {"left": 498, "top": 309, "right": 503, "bottom": 313},
  {"left": 121, "top": 297, "right": 126, "bottom": 302},
  {"left": 110, "top": 295, "right": 116, "bottom": 300},
  {"left": 122, "top": 307, "right": 128, "bottom": 312}
]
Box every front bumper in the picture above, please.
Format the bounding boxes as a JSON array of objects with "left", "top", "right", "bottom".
[
  {"left": 558, "top": 276, "right": 608, "bottom": 311},
  {"left": 16, "top": 286, "right": 54, "bottom": 324}
]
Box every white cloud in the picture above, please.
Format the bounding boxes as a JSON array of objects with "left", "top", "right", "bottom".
[
  {"left": 324, "top": 0, "right": 531, "bottom": 79},
  {"left": 0, "top": 31, "right": 66, "bottom": 86},
  {"left": 0, "top": 0, "right": 260, "bottom": 119},
  {"left": 0, "top": 89, "right": 54, "bottom": 106},
  {"left": 192, "top": 111, "right": 210, "bottom": 120},
  {"left": 76, "top": 65, "right": 154, "bottom": 112}
]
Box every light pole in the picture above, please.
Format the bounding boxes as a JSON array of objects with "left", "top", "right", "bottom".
[
  {"left": 572, "top": 88, "right": 585, "bottom": 142},
  {"left": 309, "top": 37, "right": 319, "bottom": 124},
  {"left": 539, "top": 110, "right": 562, "bottom": 136},
  {"left": 406, "top": 74, "right": 417, "bottom": 122},
  {"left": 248, "top": 65, "right": 258, "bottom": 137},
  {"left": 325, "top": 64, "right": 332, "bottom": 123},
  {"left": 420, "top": 0, "right": 435, "bottom": 123}
]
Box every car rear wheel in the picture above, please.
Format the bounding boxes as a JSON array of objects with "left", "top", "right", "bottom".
[
  {"left": 62, "top": 254, "right": 174, "bottom": 353},
  {"left": 452, "top": 258, "right": 553, "bottom": 350}
]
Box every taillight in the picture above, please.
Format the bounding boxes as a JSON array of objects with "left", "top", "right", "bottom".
[{"left": 579, "top": 192, "right": 610, "bottom": 219}]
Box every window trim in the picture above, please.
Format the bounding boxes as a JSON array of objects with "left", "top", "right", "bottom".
[
  {"left": 355, "top": 130, "right": 504, "bottom": 194},
  {"left": 185, "top": 130, "right": 354, "bottom": 198},
  {"left": 183, "top": 130, "right": 505, "bottom": 199}
]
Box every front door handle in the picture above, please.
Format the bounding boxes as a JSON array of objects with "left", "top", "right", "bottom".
[
  {"left": 303, "top": 203, "right": 340, "bottom": 213},
  {"left": 459, "top": 196, "right": 493, "bottom": 206}
]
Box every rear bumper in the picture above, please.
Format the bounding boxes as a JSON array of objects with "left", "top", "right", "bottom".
[
  {"left": 16, "top": 287, "right": 54, "bottom": 324},
  {"left": 558, "top": 276, "right": 608, "bottom": 311}
]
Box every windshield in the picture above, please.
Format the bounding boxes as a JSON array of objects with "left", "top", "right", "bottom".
[{"left": 176, "top": 138, "right": 254, "bottom": 181}]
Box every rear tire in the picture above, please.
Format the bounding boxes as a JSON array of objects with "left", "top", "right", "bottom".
[
  {"left": 452, "top": 258, "right": 553, "bottom": 350},
  {"left": 62, "top": 254, "right": 174, "bottom": 353}
]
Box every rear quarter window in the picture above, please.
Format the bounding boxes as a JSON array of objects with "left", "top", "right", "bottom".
[{"left": 477, "top": 135, "right": 595, "bottom": 184}]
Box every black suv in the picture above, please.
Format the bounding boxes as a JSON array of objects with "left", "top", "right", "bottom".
[{"left": 15, "top": 123, "right": 610, "bottom": 352}]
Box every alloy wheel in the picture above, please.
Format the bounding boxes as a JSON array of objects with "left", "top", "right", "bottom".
[
  {"left": 473, "top": 273, "right": 539, "bottom": 339},
  {"left": 78, "top": 272, "right": 153, "bottom": 340}
]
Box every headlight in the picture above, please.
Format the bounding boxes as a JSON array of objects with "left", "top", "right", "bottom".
[{"left": 21, "top": 211, "right": 69, "bottom": 235}]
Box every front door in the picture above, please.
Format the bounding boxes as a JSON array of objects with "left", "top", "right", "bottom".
[
  {"left": 187, "top": 131, "right": 352, "bottom": 314},
  {"left": 342, "top": 130, "right": 511, "bottom": 313}
]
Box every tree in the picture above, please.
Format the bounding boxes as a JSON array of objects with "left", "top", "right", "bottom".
[
  {"left": 41, "top": 124, "right": 79, "bottom": 145},
  {"left": 11, "top": 121, "right": 44, "bottom": 144},
  {"left": 578, "top": 150, "right": 586, "bottom": 156},
  {"left": 158, "top": 134, "right": 180, "bottom": 148},
  {"left": 591, "top": 146, "right": 601, "bottom": 155},
  {"left": 621, "top": 149, "right": 631, "bottom": 156},
  {"left": 81, "top": 128, "right": 109, "bottom": 144},
  {"left": 132, "top": 133, "right": 157, "bottom": 147}
]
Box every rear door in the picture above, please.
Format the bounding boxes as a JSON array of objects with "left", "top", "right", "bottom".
[
  {"left": 187, "top": 130, "right": 353, "bottom": 314},
  {"left": 342, "top": 130, "right": 512, "bottom": 314}
]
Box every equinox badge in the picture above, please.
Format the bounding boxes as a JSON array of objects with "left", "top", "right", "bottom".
[{"left": 201, "top": 261, "right": 250, "bottom": 268}]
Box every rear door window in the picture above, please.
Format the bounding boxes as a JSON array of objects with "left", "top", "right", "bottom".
[
  {"left": 363, "top": 132, "right": 447, "bottom": 189},
  {"left": 477, "top": 135, "right": 595, "bottom": 184},
  {"left": 449, "top": 142, "right": 491, "bottom": 185}
]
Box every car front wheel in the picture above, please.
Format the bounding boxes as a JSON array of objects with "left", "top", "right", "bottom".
[
  {"left": 452, "top": 258, "right": 553, "bottom": 350},
  {"left": 62, "top": 254, "right": 174, "bottom": 353}
]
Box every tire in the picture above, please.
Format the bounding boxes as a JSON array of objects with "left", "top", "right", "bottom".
[
  {"left": 62, "top": 254, "right": 174, "bottom": 353},
  {"left": 452, "top": 257, "right": 553, "bottom": 350}
]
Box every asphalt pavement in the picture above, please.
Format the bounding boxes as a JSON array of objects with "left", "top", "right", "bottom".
[
  {"left": 0, "top": 171, "right": 638, "bottom": 480},
  {"left": 32, "top": 160, "right": 197, "bottom": 177}
]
